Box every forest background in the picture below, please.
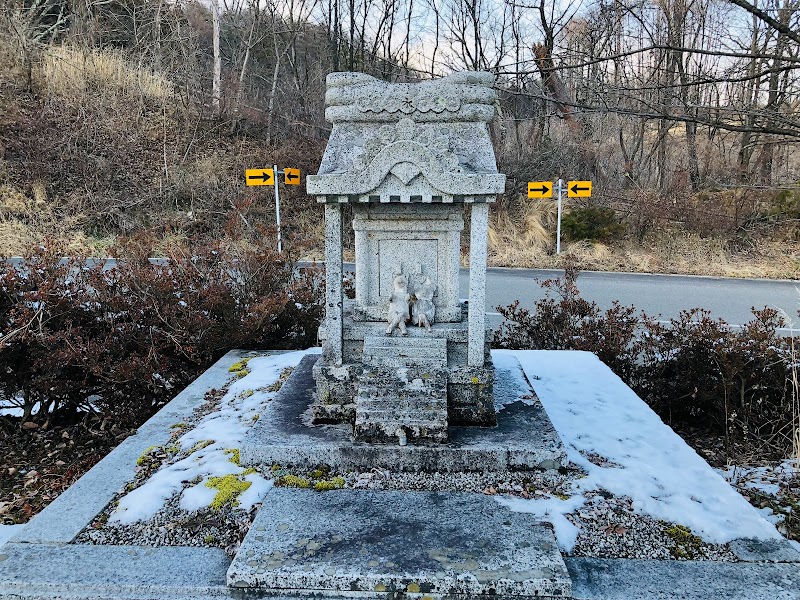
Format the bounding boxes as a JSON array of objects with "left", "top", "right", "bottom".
[{"left": 1, "top": 0, "right": 800, "bottom": 277}]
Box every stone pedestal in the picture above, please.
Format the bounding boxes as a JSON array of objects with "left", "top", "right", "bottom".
[{"left": 308, "top": 71, "right": 505, "bottom": 445}]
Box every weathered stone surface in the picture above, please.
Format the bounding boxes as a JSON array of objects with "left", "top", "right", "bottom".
[
  {"left": 240, "top": 354, "right": 567, "bottom": 472},
  {"left": 354, "top": 365, "right": 449, "bottom": 444},
  {"left": 227, "top": 488, "right": 571, "bottom": 599},
  {"left": 566, "top": 557, "right": 800, "bottom": 599},
  {"left": 362, "top": 336, "right": 448, "bottom": 368},
  {"left": 448, "top": 364, "right": 497, "bottom": 426},
  {"left": 729, "top": 537, "right": 800, "bottom": 562},
  {"left": 352, "top": 203, "right": 462, "bottom": 323},
  {"left": 0, "top": 543, "right": 230, "bottom": 600}
]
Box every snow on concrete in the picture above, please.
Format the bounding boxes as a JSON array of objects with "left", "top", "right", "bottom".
[
  {"left": 0, "top": 525, "right": 24, "bottom": 548},
  {"left": 110, "top": 350, "right": 319, "bottom": 524},
  {"left": 494, "top": 350, "right": 785, "bottom": 551}
]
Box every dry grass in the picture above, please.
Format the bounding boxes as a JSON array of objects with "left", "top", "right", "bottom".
[
  {"left": 488, "top": 225, "right": 800, "bottom": 279},
  {"left": 39, "top": 46, "right": 173, "bottom": 101}
]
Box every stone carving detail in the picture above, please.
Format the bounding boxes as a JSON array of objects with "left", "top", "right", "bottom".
[
  {"left": 351, "top": 117, "right": 460, "bottom": 174},
  {"left": 385, "top": 273, "right": 411, "bottom": 336},
  {"left": 412, "top": 276, "right": 436, "bottom": 331},
  {"left": 355, "top": 93, "right": 461, "bottom": 115}
]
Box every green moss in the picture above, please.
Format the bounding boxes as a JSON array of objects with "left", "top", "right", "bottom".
[
  {"left": 267, "top": 367, "right": 294, "bottom": 392},
  {"left": 165, "top": 442, "right": 181, "bottom": 455},
  {"left": 555, "top": 493, "right": 571, "bottom": 501},
  {"left": 270, "top": 464, "right": 281, "bottom": 471},
  {"left": 170, "top": 422, "right": 187, "bottom": 429},
  {"left": 184, "top": 440, "right": 214, "bottom": 457},
  {"left": 310, "top": 464, "right": 331, "bottom": 479},
  {"left": 225, "top": 448, "right": 241, "bottom": 466},
  {"left": 314, "top": 477, "right": 345, "bottom": 492},
  {"left": 205, "top": 475, "right": 252, "bottom": 510},
  {"left": 276, "top": 474, "right": 311, "bottom": 489},
  {"left": 136, "top": 445, "right": 158, "bottom": 466},
  {"left": 240, "top": 389, "right": 254, "bottom": 398},
  {"left": 228, "top": 358, "right": 252, "bottom": 378},
  {"left": 665, "top": 524, "right": 703, "bottom": 559},
  {"left": 242, "top": 467, "right": 257, "bottom": 476},
  {"left": 204, "top": 534, "right": 216, "bottom": 543},
  {"left": 252, "top": 414, "right": 260, "bottom": 423}
]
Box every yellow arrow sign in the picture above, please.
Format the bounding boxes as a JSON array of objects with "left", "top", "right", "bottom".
[
  {"left": 284, "top": 167, "right": 301, "bottom": 185},
  {"left": 527, "top": 181, "right": 553, "bottom": 199},
  {"left": 567, "top": 180, "right": 592, "bottom": 198},
  {"left": 246, "top": 168, "right": 274, "bottom": 186}
]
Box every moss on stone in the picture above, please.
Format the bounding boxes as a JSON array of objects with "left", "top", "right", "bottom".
[
  {"left": 276, "top": 474, "right": 311, "bottom": 489},
  {"left": 225, "top": 448, "right": 241, "bottom": 466},
  {"left": 228, "top": 358, "right": 252, "bottom": 377},
  {"left": 206, "top": 474, "right": 252, "bottom": 510},
  {"left": 184, "top": 440, "right": 214, "bottom": 457},
  {"left": 665, "top": 524, "right": 703, "bottom": 559},
  {"left": 314, "top": 477, "right": 345, "bottom": 492},
  {"left": 242, "top": 467, "right": 257, "bottom": 476},
  {"left": 136, "top": 445, "right": 158, "bottom": 466}
]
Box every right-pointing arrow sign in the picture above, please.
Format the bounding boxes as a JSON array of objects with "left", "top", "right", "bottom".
[
  {"left": 567, "top": 180, "right": 592, "bottom": 198},
  {"left": 527, "top": 181, "right": 553, "bottom": 199}
]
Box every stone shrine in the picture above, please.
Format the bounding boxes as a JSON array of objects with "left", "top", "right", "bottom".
[{"left": 307, "top": 71, "right": 505, "bottom": 445}]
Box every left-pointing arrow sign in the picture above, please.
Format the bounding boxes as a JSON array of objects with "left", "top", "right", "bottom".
[
  {"left": 527, "top": 181, "right": 553, "bottom": 199},
  {"left": 284, "top": 167, "right": 301, "bottom": 185},
  {"left": 246, "top": 168, "right": 275, "bottom": 186},
  {"left": 567, "top": 180, "right": 592, "bottom": 197}
]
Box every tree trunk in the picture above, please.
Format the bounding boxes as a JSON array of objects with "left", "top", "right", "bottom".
[{"left": 211, "top": 0, "right": 222, "bottom": 115}]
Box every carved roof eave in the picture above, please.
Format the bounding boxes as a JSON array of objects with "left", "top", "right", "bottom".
[{"left": 307, "top": 140, "right": 506, "bottom": 200}]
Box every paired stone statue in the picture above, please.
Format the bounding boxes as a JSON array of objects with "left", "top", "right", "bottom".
[{"left": 386, "top": 273, "right": 437, "bottom": 336}]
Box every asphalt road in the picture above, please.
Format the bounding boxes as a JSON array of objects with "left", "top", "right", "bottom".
[{"left": 457, "top": 267, "right": 800, "bottom": 330}]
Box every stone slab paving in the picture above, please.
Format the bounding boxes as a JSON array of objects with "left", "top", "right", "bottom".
[
  {"left": 729, "top": 538, "right": 800, "bottom": 562},
  {"left": 240, "top": 355, "right": 567, "bottom": 472},
  {"left": 0, "top": 542, "right": 231, "bottom": 599},
  {"left": 227, "top": 488, "right": 572, "bottom": 598},
  {"left": 566, "top": 557, "right": 800, "bottom": 599}
]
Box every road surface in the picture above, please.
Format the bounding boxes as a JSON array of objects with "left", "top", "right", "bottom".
[{"left": 457, "top": 267, "right": 799, "bottom": 330}]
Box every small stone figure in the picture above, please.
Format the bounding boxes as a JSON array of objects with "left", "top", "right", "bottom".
[
  {"left": 412, "top": 276, "right": 436, "bottom": 331},
  {"left": 386, "top": 274, "right": 411, "bottom": 336}
]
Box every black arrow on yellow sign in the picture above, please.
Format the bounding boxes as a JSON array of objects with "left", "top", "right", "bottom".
[{"left": 248, "top": 171, "right": 273, "bottom": 183}]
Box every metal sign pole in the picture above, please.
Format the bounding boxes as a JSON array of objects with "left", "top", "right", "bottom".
[
  {"left": 273, "top": 163, "right": 282, "bottom": 253},
  {"left": 556, "top": 178, "right": 563, "bottom": 255}
]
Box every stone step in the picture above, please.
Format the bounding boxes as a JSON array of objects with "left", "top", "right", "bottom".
[
  {"left": 362, "top": 335, "right": 447, "bottom": 368},
  {"left": 354, "top": 365, "right": 449, "bottom": 444},
  {"left": 228, "top": 489, "right": 572, "bottom": 599}
]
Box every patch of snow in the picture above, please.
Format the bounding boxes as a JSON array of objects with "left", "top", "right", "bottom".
[
  {"left": 494, "top": 350, "right": 784, "bottom": 551},
  {"left": 717, "top": 461, "right": 796, "bottom": 498},
  {"left": 0, "top": 525, "right": 24, "bottom": 548},
  {"left": 110, "top": 349, "right": 319, "bottom": 524}
]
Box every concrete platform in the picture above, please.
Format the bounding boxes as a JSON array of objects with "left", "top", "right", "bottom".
[
  {"left": 227, "top": 488, "right": 572, "bottom": 598},
  {"left": 240, "top": 355, "right": 568, "bottom": 472}
]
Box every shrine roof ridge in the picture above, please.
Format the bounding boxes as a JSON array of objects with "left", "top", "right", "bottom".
[{"left": 324, "top": 71, "right": 499, "bottom": 124}]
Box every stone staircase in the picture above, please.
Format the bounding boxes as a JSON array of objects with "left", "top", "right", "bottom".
[{"left": 354, "top": 336, "right": 449, "bottom": 444}]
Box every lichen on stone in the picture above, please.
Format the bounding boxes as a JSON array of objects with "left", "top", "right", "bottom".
[
  {"left": 225, "top": 448, "right": 242, "bottom": 466},
  {"left": 206, "top": 474, "right": 252, "bottom": 510}
]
